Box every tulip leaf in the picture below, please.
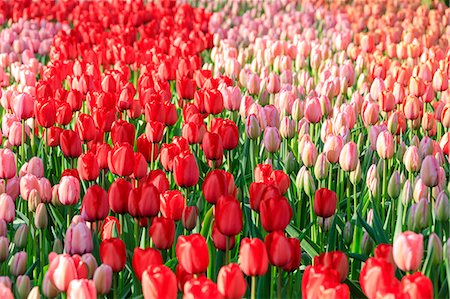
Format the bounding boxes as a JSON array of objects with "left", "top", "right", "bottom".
[
  {"left": 300, "top": 235, "right": 320, "bottom": 260},
  {"left": 47, "top": 203, "right": 64, "bottom": 229},
  {"left": 327, "top": 214, "right": 339, "bottom": 251},
  {"left": 394, "top": 196, "right": 404, "bottom": 239},
  {"left": 370, "top": 202, "right": 389, "bottom": 243},
  {"left": 347, "top": 252, "right": 368, "bottom": 262},
  {"left": 345, "top": 279, "right": 366, "bottom": 299},
  {"left": 164, "top": 257, "right": 178, "bottom": 272}
]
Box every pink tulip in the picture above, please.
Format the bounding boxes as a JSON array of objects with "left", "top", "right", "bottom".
[
  {"left": 58, "top": 176, "right": 80, "bottom": 206},
  {"left": 26, "top": 157, "right": 44, "bottom": 178},
  {"left": 19, "top": 174, "right": 39, "bottom": 201},
  {"left": 67, "top": 279, "right": 97, "bottom": 299},
  {"left": 376, "top": 131, "right": 394, "bottom": 160},
  {"left": 393, "top": 231, "right": 424, "bottom": 272},
  {"left": 304, "top": 97, "right": 322, "bottom": 124},
  {"left": 323, "top": 135, "right": 343, "bottom": 164},
  {"left": 7, "top": 121, "right": 23, "bottom": 146},
  {"left": 420, "top": 155, "right": 439, "bottom": 187},
  {"left": 11, "top": 93, "right": 33, "bottom": 120},
  {"left": 263, "top": 127, "right": 281, "bottom": 153},
  {"left": 0, "top": 149, "right": 16, "bottom": 179},
  {"left": 339, "top": 142, "right": 358, "bottom": 172},
  {"left": 65, "top": 222, "right": 93, "bottom": 255},
  {"left": 0, "top": 194, "right": 15, "bottom": 223}
]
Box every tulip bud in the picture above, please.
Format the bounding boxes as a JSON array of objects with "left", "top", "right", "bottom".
[
  {"left": 317, "top": 216, "right": 334, "bottom": 232},
  {"left": 15, "top": 275, "right": 31, "bottom": 299},
  {"left": 28, "top": 189, "right": 41, "bottom": 212},
  {"left": 0, "top": 276, "right": 11, "bottom": 288},
  {"left": 182, "top": 206, "right": 197, "bottom": 231},
  {"left": 27, "top": 287, "right": 40, "bottom": 299},
  {"left": 314, "top": 153, "right": 329, "bottom": 180},
  {"left": 9, "top": 251, "right": 27, "bottom": 276},
  {"left": 51, "top": 185, "right": 61, "bottom": 207},
  {"left": 408, "top": 198, "right": 430, "bottom": 231},
  {"left": 435, "top": 192, "right": 450, "bottom": 221},
  {"left": 421, "top": 155, "right": 439, "bottom": 187},
  {"left": 393, "top": 231, "right": 424, "bottom": 272},
  {"left": 34, "top": 203, "right": 48, "bottom": 229},
  {"left": 302, "top": 168, "right": 316, "bottom": 198},
  {"left": 93, "top": 264, "right": 112, "bottom": 295},
  {"left": 0, "top": 237, "right": 9, "bottom": 263},
  {"left": 0, "top": 219, "right": 7, "bottom": 237},
  {"left": 53, "top": 238, "right": 63, "bottom": 254},
  {"left": 81, "top": 253, "right": 98, "bottom": 279},
  {"left": 361, "top": 232, "right": 374, "bottom": 256},
  {"left": 427, "top": 233, "right": 443, "bottom": 266},
  {"left": 42, "top": 273, "right": 59, "bottom": 298},
  {"left": 263, "top": 127, "right": 281, "bottom": 153},
  {"left": 396, "top": 141, "right": 406, "bottom": 162},
  {"left": 349, "top": 161, "right": 362, "bottom": 185},
  {"left": 401, "top": 180, "right": 413, "bottom": 205},
  {"left": 343, "top": 222, "right": 353, "bottom": 246},
  {"left": 388, "top": 171, "right": 401, "bottom": 198},
  {"left": 404, "top": 146, "right": 421, "bottom": 173},
  {"left": 14, "top": 224, "right": 28, "bottom": 249},
  {"left": 445, "top": 239, "right": 450, "bottom": 262},
  {"left": 283, "top": 151, "right": 298, "bottom": 174}
]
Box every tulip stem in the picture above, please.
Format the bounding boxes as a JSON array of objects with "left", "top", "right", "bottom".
[
  {"left": 251, "top": 276, "right": 256, "bottom": 299},
  {"left": 225, "top": 236, "right": 230, "bottom": 264},
  {"left": 382, "top": 159, "right": 387, "bottom": 220},
  {"left": 277, "top": 267, "right": 282, "bottom": 299},
  {"left": 21, "top": 119, "right": 25, "bottom": 165}
]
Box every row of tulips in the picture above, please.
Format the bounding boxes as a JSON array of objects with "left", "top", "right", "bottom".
[{"left": 0, "top": 0, "right": 450, "bottom": 298}]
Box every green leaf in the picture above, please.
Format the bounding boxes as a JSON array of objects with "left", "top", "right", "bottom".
[{"left": 345, "top": 279, "right": 366, "bottom": 298}]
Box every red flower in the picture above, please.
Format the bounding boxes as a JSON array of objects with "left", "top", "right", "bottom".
[
  {"left": 265, "top": 231, "right": 292, "bottom": 267},
  {"left": 108, "top": 178, "right": 132, "bottom": 214},
  {"left": 314, "top": 188, "right": 337, "bottom": 218},
  {"left": 77, "top": 152, "right": 100, "bottom": 181},
  {"left": 132, "top": 247, "right": 163, "bottom": 281},
  {"left": 202, "top": 170, "right": 236, "bottom": 204},
  {"left": 173, "top": 151, "right": 199, "bottom": 188},
  {"left": 239, "top": 237, "right": 269, "bottom": 276},
  {"left": 282, "top": 238, "right": 301, "bottom": 272},
  {"left": 111, "top": 119, "right": 136, "bottom": 146},
  {"left": 202, "top": 132, "right": 223, "bottom": 161},
  {"left": 260, "top": 196, "right": 292, "bottom": 232},
  {"left": 160, "top": 190, "right": 185, "bottom": 221},
  {"left": 127, "top": 182, "right": 160, "bottom": 218},
  {"left": 60, "top": 130, "right": 82, "bottom": 158},
  {"left": 401, "top": 272, "right": 433, "bottom": 299},
  {"left": 81, "top": 185, "right": 109, "bottom": 222},
  {"left": 149, "top": 217, "right": 175, "bottom": 250},
  {"left": 142, "top": 265, "right": 177, "bottom": 299},
  {"left": 302, "top": 265, "right": 350, "bottom": 299},
  {"left": 313, "top": 251, "right": 348, "bottom": 282},
  {"left": 215, "top": 195, "right": 243, "bottom": 236},
  {"left": 107, "top": 143, "right": 135, "bottom": 177},
  {"left": 176, "top": 234, "right": 209, "bottom": 274},
  {"left": 217, "top": 263, "right": 247, "bottom": 299},
  {"left": 100, "top": 238, "right": 126, "bottom": 272}
]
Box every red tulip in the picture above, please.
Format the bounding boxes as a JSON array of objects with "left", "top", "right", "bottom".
[
  {"left": 360, "top": 257, "right": 398, "bottom": 299},
  {"left": 145, "top": 121, "right": 165, "bottom": 143},
  {"left": 260, "top": 196, "right": 292, "bottom": 232},
  {"left": 108, "top": 178, "right": 132, "bottom": 214},
  {"left": 132, "top": 247, "right": 163, "bottom": 281},
  {"left": 111, "top": 119, "right": 136, "bottom": 146},
  {"left": 143, "top": 170, "right": 170, "bottom": 194},
  {"left": 45, "top": 126, "right": 63, "bottom": 147},
  {"left": 217, "top": 263, "right": 247, "bottom": 299},
  {"left": 56, "top": 102, "right": 73, "bottom": 126},
  {"left": 77, "top": 152, "right": 100, "bottom": 181},
  {"left": 302, "top": 265, "right": 350, "bottom": 299},
  {"left": 81, "top": 185, "right": 109, "bottom": 222},
  {"left": 160, "top": 190, "right": 185, "bottom": 221},
  {"left": 265, "top": 231, "right": 292, "bottom": 267},
  {"left": 282, "top": 238, "right": 301, "bottom": 272},
  {"left": 133, "top": 152, "right": 148, "bottom": 179},
  {"left": 182, "top": 206, "right": 198, "bottom": 231},
  {"left": 218, "top": 119, "right": 239, "bottom": 150},
  {"left": 313, "top": 251, "right": 348, "bottom": 282},
  {"left": 204, "top": 89, "right": 224, "bottom": 115},
  {"left": 35, "top": 99, "right": 56, "bottom": 128},
  {"left": 183, "top": 277, "right": 221, "bottom": 299},
  {"left": 202, "top": 170, "right": 236, "bottom": 204},
  {"left": 128, "top": 182, "right": 160, "bottom": 218},
  {"left": 215, "top": 196, "right": 243, "bottom": 236},
  {"left": 176, "top": 234, "right": 209, "bottom": 274},
  {"left": 100, "top": 238, "right": 126, "bottom": 272},
  {"left": 249, "top": 182, "right": 280, "bottom": 212},
  {"left": 173, "top": 151, "right": 199, "bottom": 188},
  {"left": 239, "top": 238, "right": 269, "bottom": 276},
  {"left": 374, "top": 244, "right": 395, "bottom": 269},
  {"left": 60, "top": 130, "right": 82, "bottom": 158},
  {"left": 75, "top": 114, "right": 97, "bottom": 142},
  {"left": 101, "top": 216, "right": 120, "bottom": 241},
  {"left": 270, "top": 170, "right": 290, "bottom": 195},
  {"left": 401, "top": 272, "right": 433, "bottom": 299},
  {"left": 202, "top": 132, "right": 223, "bottom": 161},
  {"left": 142, "top": 265, "right": 177, "bottom": 299},
  {"left": 149, "top": 217, "right": 175, "bottom": 250},
  {"left": 137, "top": 134, "right": 159, "bottom": 162},
  {"left": 176, "top": 264, "right": 206, "bottom": 292},
  {"left": 211, "top": 220, "right": 236, "bottom": 251},
  {"left": 177, "top": 76, "right": 195, "bottom": 100},
  {"left": 94, "top": 143, "right": 111, "bottom": 170},
  {"left": 314, "top": 188, "right": 337, "bottom": 218},
  {"left": 159, "top": 143, "right": 180, "bottom": 172},
  {"left": 107, "top": 143, "right": 135, "bottom": 177}
]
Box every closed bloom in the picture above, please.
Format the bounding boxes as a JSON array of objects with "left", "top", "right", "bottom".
[
  {"left": 314, "top": 188, "right": 337, "bottom": 218},
  {"left": 47, "top": 254, "right": 80, "bottom": 292},
  {"left": 176, "top": 234, "right": 209, "bottom": 275},
  {"left": 0, "top": 194, "right": 15, "bottom": 223},
  {"left": 420, "top": 155, "right": 439, "bottom": 187},
  {"left": 150, "top": 217, "right": 175, "bottom": 250},
  {"left": 58, "top": 175, "right": 80, "bottom": 206},
  {"left": 401, "top": 272, "right": 433, "bottom": 299},
  {"left": 376, "top": 131, "right": 394, "bottom": 159},
  {"left": 263, "top": 127, "right": 281, "bottom": 153},
  {"left": 100, "top": 238, "right": 126, "bottom": 272},
  {"left": 404, "top": 146, "right": 421, "bottom": 173},
  {"left": 0, "top": 149, "right": 16, "bottom": 179},
  {"left": 81, "top": 185, "right": 109, "bottom": 222},
  {"left": 217, "top": 263, "right": 247, "bottom": 299},
  {"left": 215, "top": 195, "right": 243, "bottom": 236},
  {"left": 393, "top": 231, "right": 424, "bottom": 272},
  {"left": 142, "top": 265, "right": 177, "bottom": 299},
  {"left": 93, "top": 264, "right": 112, "bottom": 295},
  {"left": 173, "top": 151, "right": 199, "bottom": 188},
  {"left": 64, "top": 221, "right": 93, "bottom": 255},
  {"left": 132, "top": 247, "right": 163, "bottom": 281},
  {"left": 339, "top": 142, "right": 358, "bottom": 172},
  {"left": 314, "top": 251, "right": 348, "bottom": 282},
  {"left": 67, "top": 279, "right": 96, "bottom": 299}
]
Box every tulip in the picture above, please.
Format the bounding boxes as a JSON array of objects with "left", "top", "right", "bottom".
[
  {"left": 128, "top": 182, "right": 160, "bottom": 218},
  {"left": 93, "top": 265, "right": 112, "bottom": 295},
  {"left": 0, "top": 284, "right": 13, "bottom": 299},
  {"left": 132, "top": 247, "right": 163, "bottom": 281},
  {"left": 59, "top": 130, "right": 82, "bottom": 158},
  {"left": 314, "top": 188, "right": 337, "bottom": 218},
  {"left": 173, "top": 151, "right": 199, "bottom": 188},
  {"left": 108, "top": 178, "right": 132, "bottom": 214},
  {"left": 339, "top": 142, "right": 358, "bottom": 171},
  {"left": 67, "top": 279, "right": 96, "bottom": 299},
  {"left": 112, "top": 120, "right": 136, "bottom": 145},
  {"left": 15, "top": 275, "right": 30, "bottom": 299},
  {"left": 107, "top": 143, "right": 135, "bottom": 177},
  {"left": 0, "top": 237, "right": 9, "bottom": 263},
  {"left": 215, "top": 195, "right": 243, "bottom": 236},
  {"left": 75, "top": 114, "right": 97, "bottom": 142},
  {"left": 404, "top": 146, "right": 421, "bottom": 173},
  {"left": 149, "top": 217, "right": 175, "bottom": 250},
  {"left": 376, "top": 131, "right": 394, "bottom": 159},
  {"left": 245, "top": 114, "right": 260, "bottom": 139},
  {"left": 435, "top": 191, "right": 450, "bottom": 221},
  {"left": 27, "top": 287, "right": 40, "bottom": 299},
  {"left": 176, "top": 234, "right": 209, "bottom": 274},
  {"left": 374, "top": 244, "right": 395, "bottom": 269},
  {"left": 420, "top": 155, "right": 439, "bottom": 187},
  {"left": 181, "top": 206, "right": 198, "bottom": 231},
  {"left": 35, "top": 203, "right": 48, "bottom": 229},
  {"left": 360, "top": 257, "right": 398, "bottom": 299},
  {"left": 64, "top": 221, "right": 93, "bottom": 255},
  {"left": 9, "top": 251, "right": 27, "bottom": 277},
  {"left": 0, "top": 194, "right": 15, "bottom": 223},
  {"left": 183, "top": 277, "right": 221, "bottom": 299},
  {"left": 58, "top": 175, "right": 80, "bottom": 206},
  {"left": 142, "top": 265, "right": 177, "bottom": 299},
  {"left": 218, "top": 119, "right": 239, "bottom": 150},
  {"left": 145, "top": 121, "right": 165, "bottom": 144},
  {"left": 217, "top": 263, "right": 247, "bottom": 299},
  {"left": 46, "top": 254, "right": 79, "bottom": 291},
  {"left": 202, "top": 132, "right": 223, "bottom": 161},
  {"left": 77, "top": 152, "right": 100, "bottom": 181},
  {"left": 393, "top": 231, "right": 424, "bottom": 272},
  {"left": 81, "top": 253, "right": 98, "bottom": 279},
  {"left": 401, "top": 272, "right": 433, "bottom": 299},
  {"left": 26, "top": 157, "right": 44, "bottom": 178},
  {"left": 160, "top": 190, "right": 185, "bottom": 221},
  {"left": 314, "top": 251, "right": 348, "bottom": 282},
  {"left": 100, "top": 238, "right": 126, "bottom": 272},
  {"left": 265, "top": 231, "right": 292, "bottom": 267},
  {"left": 20, "top": 174, "right": 40, "bottom": 201},
  {"left": 42, "top": 272, "right": 60, "bottom": 298},
  {"left": 13, "top": 224, "right": 28, "bottom": 249},
  {"left": 260, "top": 196, "right": 292, "bottom": 232},
  {"left": 427, "top": 233, "right": 443, "bottom": 266},
  {"left": 81, "top": 185, "right": 109, "bottom": 222},
  {"left": 282, "top": 238, "right": 301, "bottom": 272},
  {"left": 263, "top": 127, "right": 281, "bottom": 153},
  {"left": 302, "top": 265, "right": 350, "bottom": 299}
]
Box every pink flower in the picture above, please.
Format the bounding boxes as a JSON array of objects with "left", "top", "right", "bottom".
[{"left": 393, "top": 231, "right": 424, "bottom": 272}]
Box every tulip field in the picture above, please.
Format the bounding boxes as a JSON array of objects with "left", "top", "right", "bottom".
[{"left": 1, "top": 0, "right": 450, "bottom": 298}]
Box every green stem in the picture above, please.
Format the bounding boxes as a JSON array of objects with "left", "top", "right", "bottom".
[
  {"left": 251, "top": 276, "right": 256, "bottom": 299},
  {"left": 225, "top": 236, "right": 230, "bottom": 265},
  {"left": 277, "top": 267, "right": 282, "bottom": 299}
]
